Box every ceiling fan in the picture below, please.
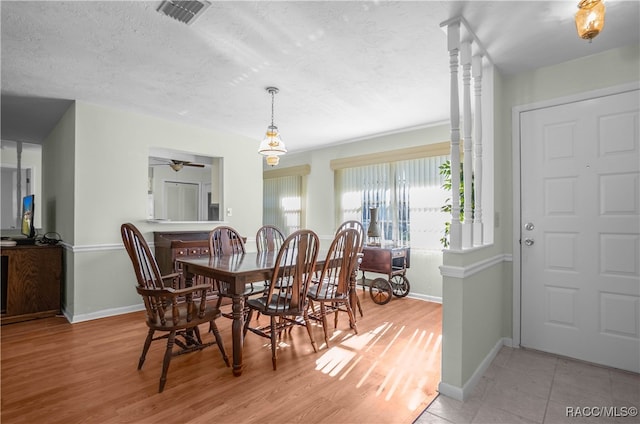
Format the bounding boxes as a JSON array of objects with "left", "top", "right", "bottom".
[
  {"left": 167, "top": 159, "right": 205, "bottom": 172},
  {"left": 150, "top": 158, "right": 206, "bottom": 172}
]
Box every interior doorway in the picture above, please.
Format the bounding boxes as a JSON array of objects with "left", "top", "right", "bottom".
[{"left": 1, "top": 167, "right": 32, "bottom": 230}]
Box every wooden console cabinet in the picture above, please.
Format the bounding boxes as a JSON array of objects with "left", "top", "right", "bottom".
[
  {"left": 154, "top": 231, "right": 211, "bottom": 288},
  {"left": 1, "top": 244, "right": 62, "bottom": 324},
  {"left": 360, "top": 245, "right": 410, "bottom": 277}
]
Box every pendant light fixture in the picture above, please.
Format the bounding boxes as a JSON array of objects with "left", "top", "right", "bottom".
[
  {"left": 258, "top": 87, "right": 287, "bottom": 166},
  {"left": 575, "top": 0, "right": 606, "bottom": 42}
]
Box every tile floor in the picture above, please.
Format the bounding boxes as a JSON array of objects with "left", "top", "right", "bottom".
[{"left": 415, "top": 347, "right": 640, "bottom": 423}]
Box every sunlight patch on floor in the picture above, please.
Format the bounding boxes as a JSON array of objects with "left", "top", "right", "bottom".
[
  {"left": 315, "top": 346, "right": 357, "bottom": 376},
  {"left": 335, "top": 321, "right": 389, "bottom": 350},
  {"left": 329, "top": 329, "right": 344, "bottom": 343},
  {"left": 338, "top": 355, "right": 363, "bottom": 381},
  {"left": 356, "top": 359, "right": 379, "bottom": 388},
  {"left": 373, "top": 329, "right": 441, "bottom": 412},
  {"left": 310, "top": 317, "right": 441, "bottom": 415}
]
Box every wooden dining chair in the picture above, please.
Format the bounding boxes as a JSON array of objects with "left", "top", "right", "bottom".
[
  {"left": 336, "top": 220, "right": 364, "bottom": 242},
  {"left": 208, "top": 226, "right": 262, "bottom": 318},
  {"left": 209, "top": 225, "right": 246, "bottom": 256},
  {"left": 335, "top": 220, "right": 365, "bottom": 317},
  {"left": 120, "top": 223, "right": 229, "bottom": 393},
  {"left": 256, "top": 225, "right": 285, "bottom": 253},
  {"left": 244, "top": 229, "right": 320, "bottom": 370},
  {"left": 253, "top": 225, "right": 286, "bottom": 320},
  {"left": 308, "top": 228, "right": 361, "bottom": 348}
]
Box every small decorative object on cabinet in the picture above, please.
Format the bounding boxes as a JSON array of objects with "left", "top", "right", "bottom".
[{"left": 367, "top": 206, "right": 381, "bottom": 246}]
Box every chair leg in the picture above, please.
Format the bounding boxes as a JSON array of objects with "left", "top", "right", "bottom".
[
  {"left": 159, "top": 331, "right": 176, "bottom": 393},
  {"left": 270, "top": 317, "right": 278, "bottom": 370},
  {"left": 303, "top": 311, "right": 318, "bottom": 353},
  {"left": 356, "top": 295, "right": 364, "bottom": 318},
  {"left": 138, "top": 329, "right": 154, "bottom": 370},
  {"left": 210, "top": 321, "right": 230, "bottom": 367},
  {"left": 209, "top": 294, "right": 223, "bottom": 332},
  {"left": 320, "top": 303, "right": 330, "bottom": 348},
  {"left": 243, "top": 309, "right": 254, "bottom": 337},
  {"left": 345, "top": 301, "right": 358, "bottom": 334},
  {"left": 192, "top": 325, "right": 203, "bottom": 344}
]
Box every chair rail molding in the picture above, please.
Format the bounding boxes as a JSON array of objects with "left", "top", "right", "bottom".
[{"left": 440, "top": 253, "right": 512, "bottom": 279}]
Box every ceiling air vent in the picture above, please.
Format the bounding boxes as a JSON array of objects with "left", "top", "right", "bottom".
[{"left": 157, "top": 1, "right": 211, "bottom": 25}]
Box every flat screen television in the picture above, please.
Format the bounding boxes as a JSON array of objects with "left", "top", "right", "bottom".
[{"left": 21, "top": 194, "right": 35, "bottom": 239}]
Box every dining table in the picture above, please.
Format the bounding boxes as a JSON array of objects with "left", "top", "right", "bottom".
[{"left": 178, "top": 248, "right": 361, "bottom": 376}]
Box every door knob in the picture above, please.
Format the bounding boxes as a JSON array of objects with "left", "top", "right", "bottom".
[
  {"left": 524, "top": 222, "right": 535, "bottom": 231},
  {"left": 524, "top": 238, "right": 534, "bottom": 246}
]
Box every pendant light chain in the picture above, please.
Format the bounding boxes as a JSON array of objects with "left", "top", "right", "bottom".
[{"left": 271, "top": 89, "right": 275, "bottom": 127}]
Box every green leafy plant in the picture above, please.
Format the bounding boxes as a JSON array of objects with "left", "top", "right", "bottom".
[{"left": 439, "top": 160, "right": 474, "bottom": 248}]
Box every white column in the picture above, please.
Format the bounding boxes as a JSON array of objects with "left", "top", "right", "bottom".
[
  {"left": 447, "top": 23, "right": 462, "bottom": 250},
  {"left": 472, "top": 54, "right": 484, "bottom": 245},
  {"left": 461, "top": 40, "right": 473, "bottom": 248}
]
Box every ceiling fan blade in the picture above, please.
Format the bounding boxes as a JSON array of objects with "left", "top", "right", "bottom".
[{"left": 163, "top": 159, "right": 206, "bottom": 171}]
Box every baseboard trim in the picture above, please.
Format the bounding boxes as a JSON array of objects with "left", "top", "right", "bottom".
[
  {"left": 408, "top": 293, "right": 442, "bottom": 304},
  {"left": 65, "top": 303, "right": 145, "bottom": 323},
  {"left": 438, "top": 337, "right": 512, "bottom": 401}
]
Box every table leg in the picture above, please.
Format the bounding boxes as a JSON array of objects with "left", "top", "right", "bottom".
[{"left": 231, "top": 293, "right": 244, "bottom": 376}]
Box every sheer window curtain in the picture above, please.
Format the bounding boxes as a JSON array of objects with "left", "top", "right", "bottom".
[
  {"left": 335, "top": 155, "right": 449, "bottom": 249},
  {"left": 263, "top": 175, "right": 304, "bottom": 236}
]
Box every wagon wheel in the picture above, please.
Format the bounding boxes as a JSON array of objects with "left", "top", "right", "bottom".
[
  {"left": 369, "top": 278, "right": 392, "bottom": 305},
  {"left": 391, "top": 275, "right": 410, "bottom": 297}
]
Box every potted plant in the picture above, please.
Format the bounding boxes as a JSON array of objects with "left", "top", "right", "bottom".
[{"left": 439, "top": 160, "right": 473, "bottom": 248}]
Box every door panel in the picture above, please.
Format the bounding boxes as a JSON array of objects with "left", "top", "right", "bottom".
[{"left": 520, "top": 89, "right": 640, "bottom": 372}]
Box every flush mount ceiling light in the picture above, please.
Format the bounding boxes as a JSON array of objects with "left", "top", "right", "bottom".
[
  {"left": 157, "top": 0, "right": 211, "bottom": 25},
  {"left": 258, "top": 87, "right": 287, "bottom": 167},
  {"left": 575, "top": 0, "right": 606, "bottom": 42}
]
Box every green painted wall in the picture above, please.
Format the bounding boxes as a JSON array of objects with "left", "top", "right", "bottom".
[
  {"left": 43, "top": 103, "right": 76, "bottom": 316},
  {"left": 47, "top": 101, "right": 263, "bottom": 320}
]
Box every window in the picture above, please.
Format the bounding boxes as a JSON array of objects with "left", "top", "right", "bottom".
[
  {"left": 263, "top": 165, "right": 310, "bottom": 236},
  {"left": 336, "top": 155, "right": 449, "bottom": 250}
]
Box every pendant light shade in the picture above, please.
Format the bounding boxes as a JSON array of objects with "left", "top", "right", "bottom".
[
  {"left": 259, "top": 87, "right": 287, "bottom": 166},
  {"left": 575, "top": 0, "right": 605, "bottom": 41}
]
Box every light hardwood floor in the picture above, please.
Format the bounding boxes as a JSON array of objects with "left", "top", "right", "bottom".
[{"left": 1, "top": 293, "right": 442, "bottom": 424}]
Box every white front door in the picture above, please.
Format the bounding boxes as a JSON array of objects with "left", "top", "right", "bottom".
[{"left": 520, "top": 89, "right": 640, "bottom": 373}]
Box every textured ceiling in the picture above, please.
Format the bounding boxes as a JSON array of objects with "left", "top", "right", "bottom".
[{"left": 1, "top": 1, "right": 639, "bottom": 152}]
